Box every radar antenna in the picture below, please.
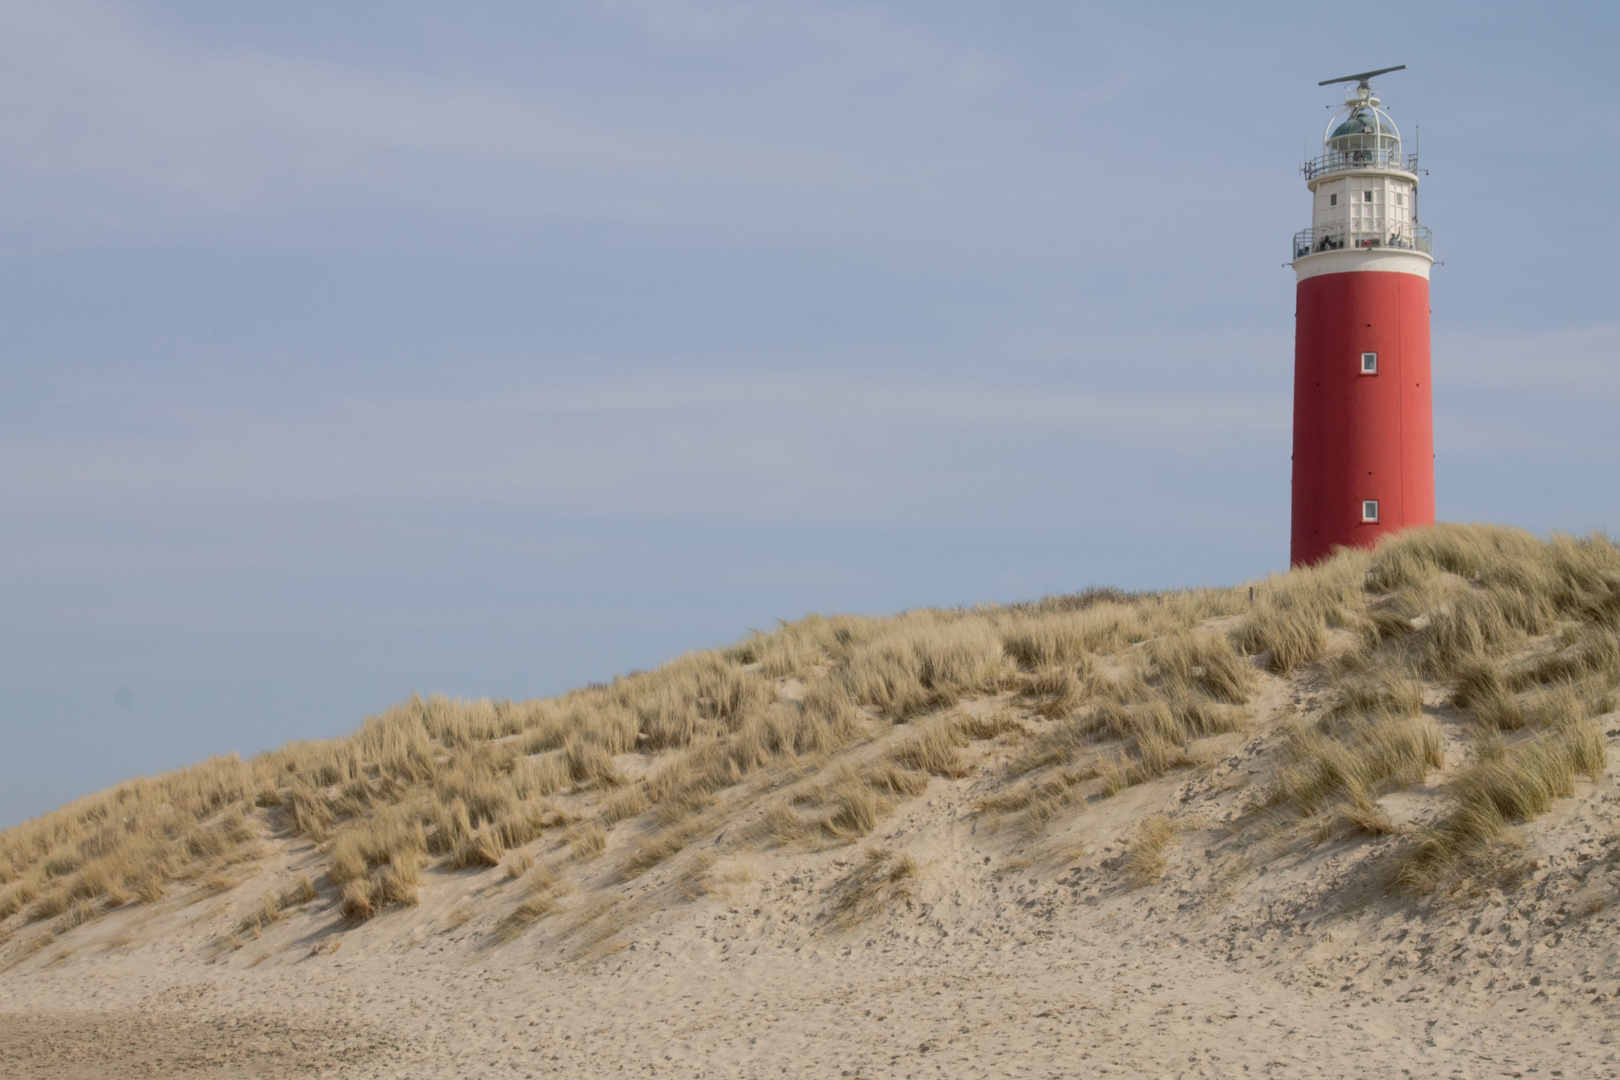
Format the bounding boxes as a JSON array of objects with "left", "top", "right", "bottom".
[{"left": 1318, "top": 65, "right": 1405, "bottom": 90}]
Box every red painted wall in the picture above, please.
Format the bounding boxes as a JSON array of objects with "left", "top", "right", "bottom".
[{"left": 1291, "top": 269, "right": 1434, "bottom": 566}]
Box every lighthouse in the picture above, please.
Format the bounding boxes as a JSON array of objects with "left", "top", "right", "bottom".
[{"left": 1290, "top": 66, "right": 1434, "bottom": 566}]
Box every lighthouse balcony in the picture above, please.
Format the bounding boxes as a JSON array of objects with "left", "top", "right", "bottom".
[
  {"left": 1292, "top": 222, "right": 1432, "bottom": 260},
  {"left": 1301, "top": 148, "right": 1419, "bottom": 179}
]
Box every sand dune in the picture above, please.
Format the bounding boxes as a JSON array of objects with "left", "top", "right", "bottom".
[{"left": 5, "top": 525, "right": 1620, "bottom": 1077}]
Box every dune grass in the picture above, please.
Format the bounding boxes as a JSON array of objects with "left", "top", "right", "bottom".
[
  {"left": 2, "top": 523, "right": 1617, "bottom": 946},
  {"left": 828, "top": 848, "right": 920, "bottom": 927},
  {"left": 1397, "top": 722, "right": 1606, "bottom": 894},
  {"left": 1122, "top": 815, "right": 1178, "bottom": 887},
  {"left": 1237, "top": 525, "right": 1620, "bottom": 885}
]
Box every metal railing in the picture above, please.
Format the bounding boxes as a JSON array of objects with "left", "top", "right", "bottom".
[
  {"left": 1292, "top": 222, "right": 1433, "bottom": 260},
  {"left": 1301, "top": 148, "right": 1419, "bottom": 179}
]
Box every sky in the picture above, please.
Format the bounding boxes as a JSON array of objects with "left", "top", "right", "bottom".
[{"left": 3, "top": 0, "right": 1617, "bottom": 828}]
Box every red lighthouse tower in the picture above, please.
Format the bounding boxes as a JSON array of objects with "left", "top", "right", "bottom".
[{"left": 1291, "top": 66, "right": 1434, "bottom": 565}]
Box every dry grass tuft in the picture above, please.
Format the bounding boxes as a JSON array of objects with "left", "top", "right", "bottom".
[
  {"left": 237, "top": 894, "right": 282, "bottom": 935},
  {"left": 621, "top": 822, "right": 704, "bottom": 878},
  {"left": 197, "top": 872, "right": 241, "bottom": 898},
  {"left": 339, "top": 879, "right": 375, "bottom": 921},
  {"left": 1397, "top": 721, "right": 1606, "bottom": 893},
  {"left": 1023, "top": 665, "right": 1087, "bottom": 718},
  {"left": 685, "top": 856, "right": 753, "bottom": 900},
  {"left": 818, "top": 763, "right": 928, "bottom": 842},
  {"left": 603, "top": 784, "right": 652, "bottom": 824},
  {"left": 758, "top": 755, "right": 933, "bottom": 851},
  {"left": 1122, "top": 815, "right": 1177, "bottom": 887},
  {"left": 999, "top": 769, "right": 1092, "bottom": 837},
  {"left": 495, "top": 865, "right": 568, "bottom": 943},
  {"left": 566, "top": 824, "right": 607, "bottom": 861},
  {"left": 1149, "top": 631, "right": 1253, "bottom": 704},
  {"left": 449, "top": 825, "right": 507, "bottom": 871},
  {"left": 1234, "top": 553, "right": 1367, "bottom": 673},
  {"left": 1330, "top": 666, "right": 1426, "bottom": 722},
  {"left": 1269, "top": 714, "right": 1443, "bottom": 820},
  {"left": 0, "top": 884, "right": 30, "bottom": 921},
  {"left": 956, "top": 709, "right": 1024, "bottom": 741},
  {"left": 496, "top": 892, "right": 558, "bottom": 941},
  {"left": 829, "top": 848, "right": 919, "bottom": 927},
  {"left": 57, "top": 900, "right": 96, "bottom": 932},
  {"left": 1005, "top": 660, "right": 1242, "bottom": 802},
  {"left": 25, "top": 891, "right": 70, "bottom": 924},
  {"left": 1235, "top": 607, "right": 1326, "bottom": 674},
  {"left": 888, "top": 719, "right": 971, "bottom": 778},
  {"left": 836, "top": 619, "right": 1004, "bottom": 718},
  {"left": 377, "top": 860, "right": 420, "bottom": 907},
  {"left": 503, "top": 850, "right": 535, "bottom": 881},
  {"left": 278, "top": 874, "right": 317, "bottom": 909}
]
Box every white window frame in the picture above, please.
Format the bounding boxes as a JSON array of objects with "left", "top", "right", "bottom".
[
  {"left": 1360, "top": 351, "right": 1378, "bottom": 375},
  {"left": 1363, "top": 190, "right": 1374, "bottom": 202},
  {"left": 1362, "top": 500, "right": 1380, "bottom": 523}
]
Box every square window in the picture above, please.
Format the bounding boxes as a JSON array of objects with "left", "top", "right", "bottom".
[
  {"left": 1363, "top": 190, "right": 1373, "bottom": 202},
  {"left": 1362, "top": 500, "right": 1380, "bottom": 523},
  {"left": 1360, "top": 352, "right": 1378, "bottom": 374},
  {"left": 1329, "top": 193, "right": 1338, "bottom": 206}
]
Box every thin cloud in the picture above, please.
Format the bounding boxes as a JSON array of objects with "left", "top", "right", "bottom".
[
  {"left": 0, "top": 2, "right": 862, "bottom": 233},
  {"left": 1437, "top": 325, "right": 1620, "bottom": 395},
  {"left": 0, "top": 0, "right": 1147, "bottom": 246},
  {"left": 0, "top": 371, "right": 1284, "bottom": 522}
]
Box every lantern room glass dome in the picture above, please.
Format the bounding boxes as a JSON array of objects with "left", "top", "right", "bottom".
[
  {"left": 1326, "top": 106, "right": 1401, "bottom": 157},
  {"left": 1302, "top": 84, "right": 1413, "bottom": 178}
]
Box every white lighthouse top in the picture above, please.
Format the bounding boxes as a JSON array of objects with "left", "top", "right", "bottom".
[
  {"left": 1304, "top": 66, "right": 1417, "bottom": 179},
  {"left": 1292, "top": 65, "right": 1432, "bottom": 276}
]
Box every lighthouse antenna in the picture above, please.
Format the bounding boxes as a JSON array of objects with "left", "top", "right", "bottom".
[
  {"left": 1318, "top": 64, "right": 1405, "bottom": 89},
  {"left": 1316, "top": 64, "right": 1407, "bottom": 150}
]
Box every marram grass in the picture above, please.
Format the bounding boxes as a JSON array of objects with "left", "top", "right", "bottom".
[{"left": 3, "top": 523, "right": 1619, "bottom": 945}]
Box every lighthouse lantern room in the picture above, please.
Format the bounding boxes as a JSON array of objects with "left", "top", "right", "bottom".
[{"left": 1290, "top": 65, "right": 1435, "bottom": 566}]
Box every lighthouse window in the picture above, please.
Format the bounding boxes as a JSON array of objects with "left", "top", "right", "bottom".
[
  {"left": 1362, "top": 500, "right": 1380, "bottom": 523},
  {"left": 1395, "top": 193, "right": 1405, "bottom": 206},
  {"left": 1329, "top": 193, "right": 1338, "bottom": 206},
  {"left": 1363, "top": 190, "right": 1373, "bottom": 202},
  {"left": 1361, "top": 352, "right": 1378, "bottom": 374}
]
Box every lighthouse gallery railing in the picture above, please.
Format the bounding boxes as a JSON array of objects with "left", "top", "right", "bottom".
[
  {"left": 1301, "top": 148, "right": 1420, "bottom": 179},
  {"left": 1292, "top": 222, "right": 1433, "bottom": 260}
]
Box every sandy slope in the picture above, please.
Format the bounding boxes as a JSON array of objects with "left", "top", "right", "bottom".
[
  {"left": 5, "top": 668, "right": 1620, "bottom": 1078},
  {"left": 6, "top": 912, "right": 1615, "bottom": 1079}
]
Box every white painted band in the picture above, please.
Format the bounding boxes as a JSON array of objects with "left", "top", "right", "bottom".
[
  {"left": 1305, "top": 168, "right": 1419, "bottom": 193},
  {"left": 1292, "top": 248, "right": 1433, "bottom": 282}
]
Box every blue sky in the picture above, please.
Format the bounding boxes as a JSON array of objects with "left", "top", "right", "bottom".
[{"left": 3, "top": 0, "right": 1617, "bottom": 827}]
